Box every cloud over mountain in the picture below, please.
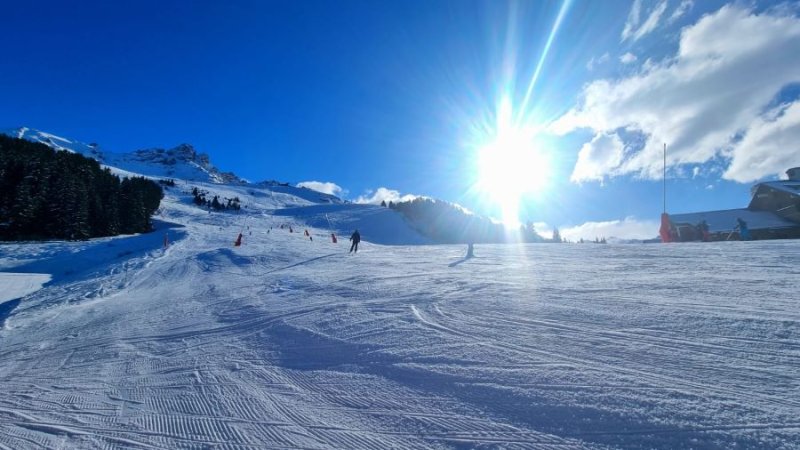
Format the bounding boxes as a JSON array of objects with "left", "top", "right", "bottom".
[
  {"left": 297, "top": 181, "right": 345, "bottom": 197},
  {"left": 355, "top": 187, "right": 419, "bottom": 205},
  {"left": 561, "top": 217, "right": 659, "bottom": 241}
]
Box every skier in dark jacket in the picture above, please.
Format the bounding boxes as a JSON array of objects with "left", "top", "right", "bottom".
[
  {"left": 699, "top": 220, "right": 710, "bottom": 242},
  {"left": 735, "top": 218, "right": 751, "bottom": 241},
  {"left": 349, "top": 230, "right": 361, "bottom": 253}
]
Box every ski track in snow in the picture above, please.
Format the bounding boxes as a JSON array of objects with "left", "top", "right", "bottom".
[{"left": 1, "top": 180, "right": 799, "bottom": 449}]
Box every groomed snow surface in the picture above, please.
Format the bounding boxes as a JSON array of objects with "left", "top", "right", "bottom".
[{"left": 1, "top": 181, "right": 799, "bottom": 449}]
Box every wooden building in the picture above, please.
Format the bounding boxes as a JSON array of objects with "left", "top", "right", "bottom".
[{"left": 666, "top": 167, "right": 800, "bottom": 241}]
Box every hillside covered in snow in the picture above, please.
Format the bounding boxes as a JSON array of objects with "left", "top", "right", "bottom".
[
  {"left": 1, "top": 128, "right": 799, "bottom": 449},
  {"left": 7, "top": 127, "right": 248, "bottom": 185}
]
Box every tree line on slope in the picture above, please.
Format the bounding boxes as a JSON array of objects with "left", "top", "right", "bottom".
[
  {"left": 0, "top": 135, "right": 163, "bottom": 241},
  {"left": 191, "top": 187, "right": 241, "bottom": 211}
]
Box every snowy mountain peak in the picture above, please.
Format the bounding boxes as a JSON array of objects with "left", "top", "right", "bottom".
[
  {"left": 3, "top": 127, "right": 244, "bottom": 185},
  {"left": 128, "top": 143, "right": 241, "bottom": 184},
  {"left": 6, "top": 126, "right": 99, "bottom": 154}
]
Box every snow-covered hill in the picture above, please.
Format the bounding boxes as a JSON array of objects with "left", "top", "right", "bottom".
[
  {"left": 1, "top": 128, "right": 799, "bottom": 449},
  {"left": 2, "top": 127, "right": 500, "bottom": 242},
  {"left": 1, "top": 127, "right": 418, "bottom": 243},
  {"left": 6, "top": 127, "right": 244, "bottom": 184}
]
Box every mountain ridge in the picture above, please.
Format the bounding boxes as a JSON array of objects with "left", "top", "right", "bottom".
[{"left": 5, "top": 127, "right": 246, "bottom": 185}]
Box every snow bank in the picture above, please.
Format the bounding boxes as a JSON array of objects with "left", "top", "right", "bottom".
[{"left": 0, "top": 273, "right": 51, "bottom": 303}]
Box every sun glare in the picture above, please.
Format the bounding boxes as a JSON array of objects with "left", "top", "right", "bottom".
[
  {"left": 476, "top": 97, "right": 550, "bottom": 225},
  {"left": 464, "top": 0, "right": 572, "bottom": 227}
]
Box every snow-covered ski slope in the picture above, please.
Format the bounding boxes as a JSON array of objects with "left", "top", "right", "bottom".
[{"left": 2, "top": 151, "right": 800, "bottom": 449}]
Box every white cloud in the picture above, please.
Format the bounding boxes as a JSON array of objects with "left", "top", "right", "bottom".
[
  {"left": 561, "top": 217, "right": 659, "bottom": 241},
  {"left": 553, "top": 5, "right": 800, "bottom": 183},
  {"left": 586, "top": 52, "right": 610, "bottom": 71},
  {"left": 621, "top": 0, "right": 643, "bottom": 42},
  {"left": 724, "top": 101, "right": 800, "bottom": 182},
  {"left": 622, "top": 0, "right": 668, "bottom": 42},
  {"left": 529, "top": 221, "right": 552, "bottom": 238},
  {"left": 533, "top": 221, "right": 550, "bottom": 231},
  {"left": 669, "top": 0, "right": 694, "bottom": 24},
  {"left": 355, "top": 187, "right": 419, "bottom": 205},
  {"left": 571, "top": 132, "right": 625, "bottom": 182},
  {"left": 297, "top": 181, "right": 345, "bottom": 196},
  {"left": 620, "top": 52, "right": 638, "bottom": 64}
]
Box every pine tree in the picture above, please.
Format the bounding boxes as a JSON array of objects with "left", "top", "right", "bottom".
[{"left": 0, "top": 136, "right": 161, "bottom": 240}]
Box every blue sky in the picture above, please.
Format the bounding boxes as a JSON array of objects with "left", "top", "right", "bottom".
[{"left": 2, "top": 0, "right": 798, "bottom": 239}]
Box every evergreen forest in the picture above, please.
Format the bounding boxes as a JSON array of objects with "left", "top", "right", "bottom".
[{"left": 0, "top": 135, "right": 163, "bottom": 240}]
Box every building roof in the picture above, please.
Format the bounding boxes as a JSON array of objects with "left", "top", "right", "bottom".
[
  {"left": 669, "top": 208, "right": 798, "bottom": 233},
  {"left": 757, "top": 180, "right": 800, "bottom": 197}
]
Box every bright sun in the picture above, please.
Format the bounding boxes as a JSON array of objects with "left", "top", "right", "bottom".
[{"left": 476, "top": 97, "right": 550, "bottom": 225}]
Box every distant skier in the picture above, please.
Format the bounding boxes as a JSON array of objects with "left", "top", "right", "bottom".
[
  {"left": 699, "top": 220, "right": 710, "bottom": 242},
  {"left": 234, "top": 233, "right": 243, "bottom": 247},
  {"left": 331, "top": 233, "right": 338, "bottom": 243},
  {"left": 735, "top": 218, "right": 751, "bottom": 241},
  {"left": 349, "top": 229, "right": 361, "bottom": 253}
]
